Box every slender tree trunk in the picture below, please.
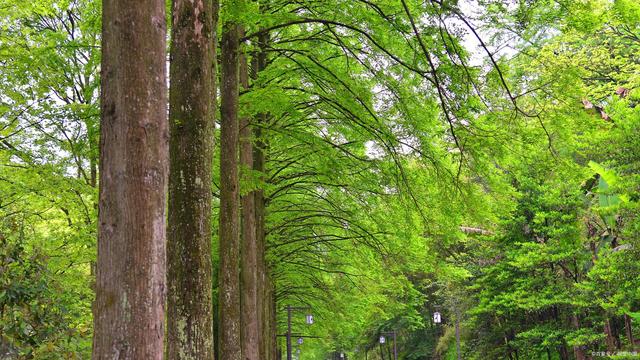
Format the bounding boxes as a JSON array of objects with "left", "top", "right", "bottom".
[
  {"left": 239, "top": 41, "right": 260, "bottom": 360},
  {"left": 219, "top": 7, "right": 242, "bottom": 360},
  {"left": 89, "top": 151, "right": 97, "bottom": 188},
  {"left": 166, "top": 0, "right": 217, "bottom": 358},
  {"left": 624, "top": 314, "right": 636, "bottom": 350},
  {"left": 604, "top": 316, "right": 621, "bottom": 351},
  {"left": 504, "top": 332, "right": 514, "bottom": 360},
  {"left": 92, "top": 0, "right": 168, "bottom": 358},
  {"left": 558, "top": 342, "right": 570, "bottom": 360},
  {"left": 551, "top": 305, "right": 570, "bottom": 360},
  {"left": 571, "top": 314, "right": 587, "bottom": 360},
  {"left": 605, "top": 317, "right": 614, "bottom": 351},
  {"left": 269, "top": 287, "right": 278, "bottom": 360}
]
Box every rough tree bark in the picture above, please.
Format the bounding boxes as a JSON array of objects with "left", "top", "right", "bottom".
[
  {"left": 239, "top": 45, "right": 260, "bottom": 360},
  {"left": 92, "top": 0, "right": 168, "bottom": 358},
  {"left": 219, "top": 7, "right": 242, "bottom": 360},
  {"left": 167, "top": 0, "right": 217, "bottom": 358},
  {"left": 249, "top": 25, "right": 273, "bottom": 360}
]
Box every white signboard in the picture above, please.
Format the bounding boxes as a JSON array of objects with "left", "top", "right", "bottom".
[{"left": 433, "top": 311, "right": 442, "bottom": 324}]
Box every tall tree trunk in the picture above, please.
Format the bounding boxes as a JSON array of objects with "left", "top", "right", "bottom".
[
  {"left": 219, "top": 7, "right": 242, "bottom": 360},
  {"left": 253, "top": 28, "right": 272, "bottom": 360},
  {"left": 92, "top": 0, "right": 168, "bottom": 358},
  {"left": 239, "top": 42, "right": 260, "bottom": 360},
  {"left": 167, "top": 0, "right": 217, "bottom": 358}
]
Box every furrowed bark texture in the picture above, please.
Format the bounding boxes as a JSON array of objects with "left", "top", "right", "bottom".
[
  {"left": 93, "top": 0, "right": 168, "bottom": 358},
  {"left": 253, "top": 30, "right": 273, "bottom": 360},
  {"left": 240, "top": 49, "right": 260, "bottom": 360},
  {"left": 167, "top": 0, "right": 217, "bottom": 358},
  {"left": 219, "top": 14, "right": 242, "bottom": 360}
]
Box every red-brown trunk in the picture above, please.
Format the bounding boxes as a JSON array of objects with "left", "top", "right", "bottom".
[
  {"left": 93, "top": 0, "right": 168, "bottom": 358},
  {"left": 240, "top": 45, "right": 260, "bottom": 360},
  {"left": 218, "top": 10, "right": 242, "bottom": 360}
]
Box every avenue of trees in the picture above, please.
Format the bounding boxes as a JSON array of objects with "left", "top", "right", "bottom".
[{"left": 0, "top": 0, "right": 639, "bottom": 359}]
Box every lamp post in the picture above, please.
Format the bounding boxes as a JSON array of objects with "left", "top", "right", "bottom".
[
  {"left": 379, "top": 330, "right": 397, "bottom": 360},
  {"left": 285, "top": 305, "right": 313, "bottom": 360},
  {"left": 433, "top": 308, "right": 442, "bottom": 357}
]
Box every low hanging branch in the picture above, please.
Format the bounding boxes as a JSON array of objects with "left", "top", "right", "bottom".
[{"left": 459, "top": 226, "right": 493, "bottom": 236}]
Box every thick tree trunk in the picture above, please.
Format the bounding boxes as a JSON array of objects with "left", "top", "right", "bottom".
[
  {"left": 92, "top": 0, "right": 168, "bottom": 358},
  {"left": 219, "top": 9, "right": 242, "bottom": 360},
  {"left": 239, "top": 45, "right": 260, "bottom": 360},
  {"left": 166, "top": 0, "right": 217, "bottom": 358}
]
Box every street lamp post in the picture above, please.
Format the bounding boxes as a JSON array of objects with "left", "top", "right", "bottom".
[
  {"left": 433, "top": 308, "right": 442, "bottom": 357},
  {"left": 379, "top": 330, "right": 397, "bottom": 360},
  {"left": 285, "top": 305, "right": 313, "bottom": 360}
]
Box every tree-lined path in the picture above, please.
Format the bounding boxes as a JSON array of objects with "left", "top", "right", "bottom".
[{"left": 0, "top": 0, "right": 638, "bottom": 359}]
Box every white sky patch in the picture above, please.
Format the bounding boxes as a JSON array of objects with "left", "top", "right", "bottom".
[
  {"left": 457, "top": 0, "right": 520, "bottom": 66},
  {"left": 364, "top": 140, "right": 384, "bottom": 160}
]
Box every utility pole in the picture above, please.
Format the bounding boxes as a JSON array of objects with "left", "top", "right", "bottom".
[
  {"left": 284, "top": 305, "right": 313, "bottom": 360},
  {"left": 287, "top": 305, "right": 292, "bottom": 360},
  {"left": 455, "top": 304, "right": 461, "bottom": 360},
  {"left": 393, "top": 330, "right": 397, "bottom": 360}
]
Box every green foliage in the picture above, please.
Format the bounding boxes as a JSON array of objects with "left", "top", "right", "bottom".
[
  {"left": 1, "top": 0, "right": 98, "bottom": 357},
  {"left": 1, "top": 0, "right": 639, "bottom": 358},
  {"left": 0, "top": 221, "right": 91, "bottom": 359}
]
